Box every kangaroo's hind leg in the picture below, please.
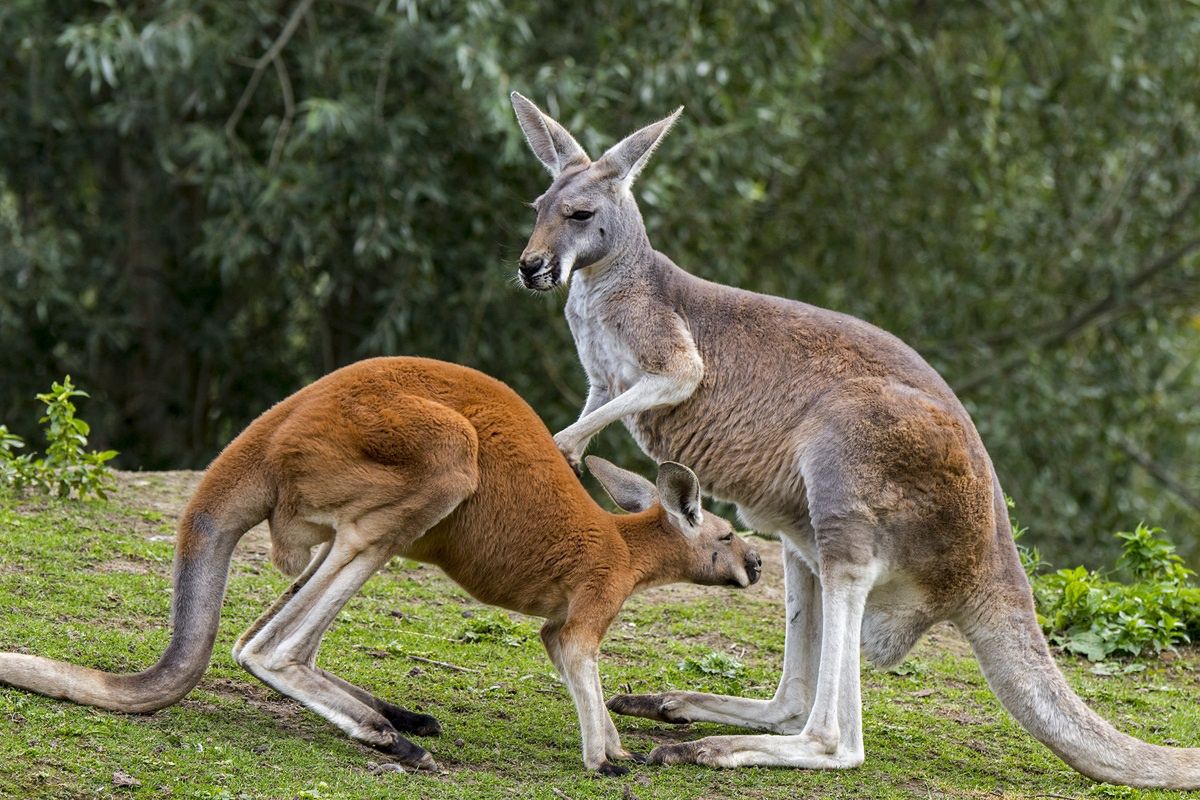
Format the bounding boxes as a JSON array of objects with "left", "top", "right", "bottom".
[
  {"left": 235, "top": 490, "right": 470, "bottom": 767},
  {"left": 236, "top": 532, "right": 433, "bottom": 766},
  {"left": 315, "top": 667, "right": 442, "bottom": 736},
  {"left": 235, "top": 397, "right": 479, "bottom": 767},
  {"left": 650, "top": 538, "right": 876, "bottom": 769},
  {"left": 608, "top": 538, "right": 822, "bottom": 733},
  {"left": 234, "top": 538, "right": 442, "bottom": 738}
]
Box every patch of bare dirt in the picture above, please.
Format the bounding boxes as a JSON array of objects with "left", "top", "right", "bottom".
[
  {"left": 114, "top": 470, "right": 272, "bottom": 561},
  {"left": 913, "top": 621, "right": 974, "bottom": 659},
  {"left": 93, "top": 557, "right": 154, "bottom": 575},
  {"left": 113, "top": 470, "right": 201, "bottom": 519},
  {"left": 197, "top": 677, "right": 308, "bottom": 726}
]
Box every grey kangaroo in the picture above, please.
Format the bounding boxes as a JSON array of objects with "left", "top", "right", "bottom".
[{"left": 508, "top": 91, "right": 1200, "bottom": 789}]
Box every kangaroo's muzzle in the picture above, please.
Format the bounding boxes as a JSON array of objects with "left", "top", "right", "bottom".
[{"left": 518, "top": 252, "right": 559, "bottom": 291}]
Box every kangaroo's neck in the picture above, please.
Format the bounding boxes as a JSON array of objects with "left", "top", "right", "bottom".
[
  {"left": 614, "top": 510, "right": 692, "bottom": 590},
  {"left": 573, "top": 225, "right": 657, "bottom": 291}
]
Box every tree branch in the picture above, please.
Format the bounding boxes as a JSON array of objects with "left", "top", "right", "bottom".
[
  {"left": 225, "top": 0, "right": 316, "bottom": 143},
  {"left": 268, "top": 55, "right": 295, "bottom": 171},
  {"left": 956, "top": 236, "right": 1200, "bottom": 394},
  {"left": 951, "top": 172, "right": 1200, "bottom": 355},
  {"left": 1117, "top": 437, "right": 1200, "bottom": 514},
  {"left": 373, "top": 37, "right": 396, "bottom": 120}
]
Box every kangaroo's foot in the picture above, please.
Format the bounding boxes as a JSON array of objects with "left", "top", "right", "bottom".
[
  {"left": 373, "top": 729, "right": 440, "bottom": 771},
  {"left": 310, "top": 668, "right": 441, "bottom": 737},
  {"left": 606, "top": 692, "right": 693, "bottom": 724},
  {"left": 596, "top": 760, "right": 630, "bottom": 777},
  {"left": 376, "top": 699, "right": 441, "bottom": 736},
  {"left": 649, "top": 733, "right": 864, "bottom": 769}
]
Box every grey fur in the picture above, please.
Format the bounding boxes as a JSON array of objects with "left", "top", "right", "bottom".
[
  {"left": 511, "top": 95, "right": 1200, "bottom": 788},
  {"left": 511, "top": 92, "right": 588, "bottom": 177}
]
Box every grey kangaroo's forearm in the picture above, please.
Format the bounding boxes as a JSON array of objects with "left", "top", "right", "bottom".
[
  {"left": 579, "top": 384, "right": 610, "bottom": 418},
  {"left": 556, "top": 371, "right": 698, "bottom": 450}
]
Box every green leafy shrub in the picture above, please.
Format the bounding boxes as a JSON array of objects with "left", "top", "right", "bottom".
[
  {"left": 0, "top": 424, "right": 30, "bottom": 488},
  {"left": 1115, "top": 524, "right": 1193, "bottom": 584},
  {"left": 1032, "top": 524, "right": 1200, "bottom": 661},
  {"left": 0, "top": 376, "right": 117, "bottom": 500}
]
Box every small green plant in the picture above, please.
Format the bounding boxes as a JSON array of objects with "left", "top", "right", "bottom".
[
  {"left": 454, "top": 610, "right": 531, "bottom": 647},
  {"left": 1115, "top": 523, "right": 1193, "bottom": 584},
  {"left": 1007, "top": 494, "right": 1046, "bottom": 579},
  {"left": 1031, "top": 524, "right": 1200, "bottom": 662},
  {"left": 679, "top": 650, "right": 744, "bottom": 680},
  {"left": 888, "top": 658, "right": 929, "bottom": 678},
  {"left": 0, "top": 376, "right": 117, "bottom": 500},
  {"left": 0, "top": 424, "right": 30, "bottom": 488}
]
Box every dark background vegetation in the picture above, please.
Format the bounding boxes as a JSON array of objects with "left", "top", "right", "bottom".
[{"left": 1, "top": 0, "right": 1197, "bottom": 565}]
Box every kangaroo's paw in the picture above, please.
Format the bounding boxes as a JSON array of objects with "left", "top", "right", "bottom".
[
  {"left": 607, "top": 693, "right": 692, "bottom": 724},
  {"left": 552, "top": 434, "right": 584, "bottom": 477}
]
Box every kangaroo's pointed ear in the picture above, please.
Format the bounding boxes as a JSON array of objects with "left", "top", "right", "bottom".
[
  {"left": 594, "top": 106, "right": 683, "bottom": 188},
  {"left": 656, "top": 461, "right": 702, "bottom": 535},
  {"left": 585, "top": 455, "right": 658, "bottom": 513},
  {"left": 510, "top": 92, "right": 590, "bottom": 177}
]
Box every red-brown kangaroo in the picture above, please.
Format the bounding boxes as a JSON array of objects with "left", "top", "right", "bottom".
[{"left": 0, "top": 357, "right": 760, "bottom": 775}]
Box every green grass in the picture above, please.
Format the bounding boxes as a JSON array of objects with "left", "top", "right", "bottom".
[{"left": 2, "top": 484, "right": 1199, "bottom": 799}]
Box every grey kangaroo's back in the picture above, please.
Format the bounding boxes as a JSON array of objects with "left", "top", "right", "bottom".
[{"left": 629, "top": 256, "right": 979, "bottom": 499}]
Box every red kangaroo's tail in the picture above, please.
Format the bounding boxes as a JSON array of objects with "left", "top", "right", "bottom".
[{"left": 0, "top": 444, "right": 273, "bottom": 713}]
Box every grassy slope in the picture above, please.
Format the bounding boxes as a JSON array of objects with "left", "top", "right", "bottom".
[{"left": 1, "top": 475, "right": 1198, "bottom": 800}]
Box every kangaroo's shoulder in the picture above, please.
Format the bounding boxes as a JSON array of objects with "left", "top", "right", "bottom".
[{"left": 652, "top": 258, "right": 960, "bottom": 404}]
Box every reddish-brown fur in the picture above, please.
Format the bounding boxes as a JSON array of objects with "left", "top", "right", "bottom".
[{"left": 0, "top": 356, "right": 758, "bottom": 775}]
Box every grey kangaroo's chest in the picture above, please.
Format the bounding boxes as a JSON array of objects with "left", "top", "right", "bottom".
[
  {"left": 564, "top": 279, "right": 816, "bottom": 505},
  {"left": 565, "top": 289, "right": 644, "bottom": 396},
  {"left": 566, "top": 283, "right": 722, "bottom": 467}
]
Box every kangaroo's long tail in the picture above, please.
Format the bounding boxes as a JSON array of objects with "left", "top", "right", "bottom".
[
  {"left": 0, "top": 444, "right": 274, "bottom": 713},
  {"left": 958, "top": 500, "right": 1200, "bottom": 789}
]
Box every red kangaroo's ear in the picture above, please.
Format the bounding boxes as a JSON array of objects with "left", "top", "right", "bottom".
[
  {"left": 656, "top": 461, "right": 702, "bottom": 535},
  {"left": 585, "top": 455, "right": 657, "bottom": 513}
]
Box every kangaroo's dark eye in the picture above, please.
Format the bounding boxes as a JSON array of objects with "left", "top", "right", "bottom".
[
  {"left": 567, "top": 209, "right": 594, "bottom": 221},
  {"left": 719, "top": 533, "right": 734, "bottom": 543}
]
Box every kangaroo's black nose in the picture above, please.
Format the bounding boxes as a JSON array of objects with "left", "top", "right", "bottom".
[
  {"left": 520, "top": 254, "right": 547, "bottom": 275},
  {"left": 745, "top": 552, "right": 762, "bottom": 584}
]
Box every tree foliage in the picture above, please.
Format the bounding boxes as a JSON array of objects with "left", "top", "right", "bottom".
[{"left": 1, "top": 0, "right": 1197, "bottom": 564}]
